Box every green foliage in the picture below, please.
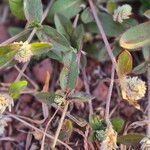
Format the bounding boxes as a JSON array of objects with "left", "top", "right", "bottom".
[
  {"left": 36, "top": 92, "right": 64, "bottom": 105},
  {"left": 0, "top": 50, "right": 17, "bottom": 69},
  {"left": 47, "top": 0, "right": 86, "bottom": 22},
  {"left": 132, "top": 62, "right": 148, "bottom": 75},
  {"left": 90, "top": 115, "right": 106, "bottom": 131},
  {"left": 9, "top": 80, "right": 28, "bottom": 99},
  {"left": 24, "top": 0, "right": 43, "bottom": 25},
  {"left": 71, "top": 24, "right": 84, "bottom": 50},
  {"left": 85, "top": 12, "right": 137, "bottom": 37},
  {"left": 118, "top": 133, "right": 145, "bottom": 146},
  {"left": 59, "top": 119, "right": 73, "bottom": 141},
  {"left": 30, "top": 42, "right": 53, "bottom": 55},
  {"left": 81, "top": 7, "right": 94, "bottom": 24},
  {"left": 142, "top": 46, "right": 150, "bottom": 61},
  {"left": 117, "top": 50, "right": 133, "bottom": 77},
  {"left": 60, "top": 52, "right": 79, "bottom": 91},
  {"left": 36, "top": 25, "right": 72, "bottom": 52},
  {"left": 106, "top": 0, "right": 117, "bottom": 14},
  {"left": 85, "top": 42, "right": 121, "bottom": 62},
  {"left": 54, "top": 14, "right": 73, "bottom": 41},
  {"left": 120, "top": 21, "right": 150, "bottom": 49},
  {"left": 70, "top": 92, "right": 95, "bottom": 102},
  {"left": 139, "top": 0, "right": 150, "bottom": 15},
  {"left": 9, "top": 0, "right": 25, "bottom": 20},
  {"left": 111, "top": 118, "right": 124, "bottom": 133}
]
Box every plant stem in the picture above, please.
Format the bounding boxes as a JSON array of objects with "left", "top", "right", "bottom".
[
  {"left": 105, "top": 64, "right": 115, "bottom": 123},
  {"left": 88, "top": 0, "right": 117, "bottom": 123},
  {"left": 88, "top": 0, "right": 117, "bottom": 68},
  {"left": 147, "top": 51, "right": 150, "bottom": 136},
  {"left": 52, "top": 101, "right": 69, "bottom": 149}
]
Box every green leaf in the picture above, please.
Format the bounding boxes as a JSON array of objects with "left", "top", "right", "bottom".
[
  {"left": 9, "top": 0, "right": 25, "bottom": 20},
  {"left": 111, "top": 118, "right": 124, "bottom": 133},
  {"left": 132, "top": 62, "right": 147, "bottom": 75},
  {"left": 36, "top": 25, "right": 72, "bottom": 52},
  {"left": 120, "top": 21, "right": 150, "bottom": 49},
  {"left": 30, "top": 42, "right": 53, "bottom": 55},
  {"left": 142, "top": 46, "right": 150, "bottom": 61},
  {"left": 0, "top": 43, "right": 22, "bottom": 57},
  {"left": 70, "top": 92, "right": 95, "bottom": 102},
  {"left": 47, "top": 50, "right": 63, "bottom": 62},
  {"left": 60, "top": 52, "right": 79, "bottom": 91},
  {"left": 118, "top": 133, "right": 145, "bottom": 146},
  {"left": 71, "top": 24, "right": 84, "bottom": 50},
  {"left": 36, "top": 92, "right": 63, "bottom": 105},
  {"left": 9, "top": 80, "right": 28, "bottom": 99},
  {"left": 106, "top": 0, "right": 117, "bottom": 14},
  {"left": 0, "top": 50, "right": 17, "bottom": 69},
  {"left": 89, "top": 115, "right": 106, "bottom": 131},
  {"left": 81, "top": 7, "right": 93, "bottom": 24},
  {"left": 117, "top": 50, "right": 133, "bottom": 77},
  {"left": 59, "top": 119, "right": 73, "bottom": 141},
  {"left": 47, "top": 0, "right": 86, "bottom": 22},
  {"left": 54, "top": 14, "right": 73, "bottom": 41},
  {"left": 24, "top": 0, "right": 43, "bottom": 24}
]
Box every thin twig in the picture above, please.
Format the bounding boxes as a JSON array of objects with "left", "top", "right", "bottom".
[
  {"left": 52, "top": 101, "right": 69, "bottom": 149},
  {"left": 147, "top": 51, "right": 150, "bottom": 136},
  {"left": 105, "top": 64, "right": 115, "bottom": 123},
  {"left": 41, "top": 106, "right": 60, "bottom": 150},
  {"left": 8, "top": 113, "right": 72, "bottom": 150},
  {"left": 88, "top": 0, "right": 117, "bottom": 68}
]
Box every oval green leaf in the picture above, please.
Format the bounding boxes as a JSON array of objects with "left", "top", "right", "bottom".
[
  {"left": 9, "top": 0, "right": 25, "bottom": 20},
  {"left": 120, "top": 21, "right": 150, "bottom": 49},
  {"left": 117, "top": 50, "right": 133, "bottom": 77}
]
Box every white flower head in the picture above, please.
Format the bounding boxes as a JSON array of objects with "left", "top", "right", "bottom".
[
  {"left": 140, "top": 136, "right": 150, "bottom": 150},
  {"left": 120, "top": 76, "right": 146, "bottom": 101},
  {"left": 100, "top": 125, "right": 118, "bottom": 150},
  {"left": 14, "top": 41, "right": 33, "bottom": 63},
  {"left": 113, "top": 4, "right": 132, "bottom": 23},
  {"left": 0, "top": 115, "right": 11, "bottom": 135},
  {"left": 0, "top": 93, "right": 14, "bottom": 114}
]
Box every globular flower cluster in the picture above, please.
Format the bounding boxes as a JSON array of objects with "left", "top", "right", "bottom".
[
  {"left": 0, "top": 93, "right": 14, "bottom": 135},
  {"left": 113, "top": 4, "right": 132, "bottom": 23},
  {"left": 120, "top": 76, "right": 146, "bottom": 101},
  {"left": 14, "top": 41, "right": 33, "bottom": 63},
  {"left": 100, "top": 125, "right": 118, "bottom": 150},
  {"left": 140, "top": 136, "right": 150, "bottom": 150},
  {"left": 0, "top": 93, "right": 14, "bottom": 114}
]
